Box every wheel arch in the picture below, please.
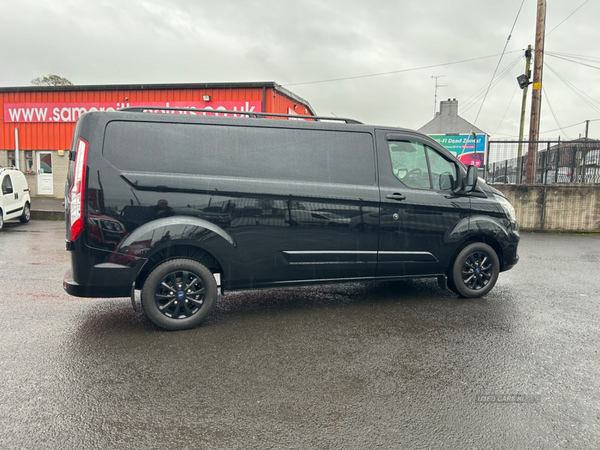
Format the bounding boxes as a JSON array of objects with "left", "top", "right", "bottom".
[
  {"left": 447, "top": 234, "right": 505, "bottom": 276},
  {"left": 135, "top": 243, "right": 224, "bottom": 291},
  {"left": 114, "top": 216, "right": 234, "bottom": 290}
]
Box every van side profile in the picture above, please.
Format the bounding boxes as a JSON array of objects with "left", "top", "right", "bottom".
[
  {"left": 0, "top": 167, "right": 31, "bottom": 231},
  {"left": 63, "top": 108, "right": 519, "bottom": 330}
]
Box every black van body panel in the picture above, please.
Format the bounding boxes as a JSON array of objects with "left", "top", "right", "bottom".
[
  {"left": 65, "top": 112, "right": 382, "bottom": 296},
  {"left": 469, "top": 214, "right": 520, "bottom": 271},
  {"left": 63, "top": 110, "right": 519, "bottom": 299},
  {"left": 375, "top": 130, "right": 472, "bottom": 277}
]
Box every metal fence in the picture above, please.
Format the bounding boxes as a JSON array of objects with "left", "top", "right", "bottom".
[{"left": 485, "top": 139, "right": 600, "bottom": 185}]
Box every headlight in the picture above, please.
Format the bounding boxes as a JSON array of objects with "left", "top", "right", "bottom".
[{"left": 495, "top": 194, "right": 517, "bottom": 222}]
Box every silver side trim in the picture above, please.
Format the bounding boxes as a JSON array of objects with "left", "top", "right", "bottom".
[{"left": 283, "top": 251, "right": 377, "bottom": 255}]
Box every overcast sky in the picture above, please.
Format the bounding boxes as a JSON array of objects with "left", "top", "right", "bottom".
[{"left": 2, "top": 0, "right": 599, "bottom": 140}]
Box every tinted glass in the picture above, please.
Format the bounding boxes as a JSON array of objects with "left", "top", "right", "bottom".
[
  {"left": 1, "top": 175, "right": 13, "bottom": 194},
  {"left": 388, "top": 141, "right": 431, "bottom": 189},
  {"left": 388, "top": 141, "right": 457, "bottom": 191},
  {"left": 104, "top": 121, "right": 376, "bottom": 186},
  {"left": 426, "top": 146, "right": 457, "bottom": 191}
]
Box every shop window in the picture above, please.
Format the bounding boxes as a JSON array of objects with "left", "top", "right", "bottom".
[
  {"left": 25, "top": 151, "right": 34, "bottom": 172},
  {"left": 8, "top": 151, "right": 15, "bottom": 167}
]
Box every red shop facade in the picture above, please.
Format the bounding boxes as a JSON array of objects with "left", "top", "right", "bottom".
[{"left": 0, "top": 81, "right": 316, "bottom": 198}]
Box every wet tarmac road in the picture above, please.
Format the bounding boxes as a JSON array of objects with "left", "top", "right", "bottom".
[{"left": 1, "top": 220, "right": 599, "bottom": 449}]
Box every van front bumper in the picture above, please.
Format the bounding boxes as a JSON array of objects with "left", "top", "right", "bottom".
[
  {"left": 502, "top": 249, "right": 519, "bottom": 271},
  {"left": 500, "top": 224, "right": 520, "bottom": 272},
  {"left": 63, "top": 268, "right": 132, "bottom": 298}
]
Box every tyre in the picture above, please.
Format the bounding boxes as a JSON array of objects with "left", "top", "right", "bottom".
[
  {"left": 141, "top": 258, "right": 217, "bottom": 331},
  {"left": 0, "top": 210, "right": 3, "bottom": 231},
  {"left": 450, "top": 242, "right": 500, "bottom": 298},
  {"left": 19, "top": 203, "right": 30, "bottom": 223},
  {"left": 446, "top": 275, "right": 460, "bottom": 295}
]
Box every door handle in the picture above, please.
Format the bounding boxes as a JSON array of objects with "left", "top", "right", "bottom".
[{"left": 386, "top": 193, "right": 406, "bottom": 201}]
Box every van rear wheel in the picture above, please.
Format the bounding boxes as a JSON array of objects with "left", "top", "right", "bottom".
[
  {"left": 141, "top": 258, "right": 217, "bottom": 331},
  {"left": 20, "top": 203, "right": 30, "bottom": 223},
  {"left": 450, "top": 243, "right": 499, "bottom": 298}
]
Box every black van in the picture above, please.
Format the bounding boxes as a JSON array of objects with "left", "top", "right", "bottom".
[{"left": 63, "top": 108, "right": 519, "bottom": 330}]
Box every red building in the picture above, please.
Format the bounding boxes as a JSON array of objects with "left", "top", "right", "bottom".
[{"left": 0, "top": 81, "right": 316, "bottom": 198}]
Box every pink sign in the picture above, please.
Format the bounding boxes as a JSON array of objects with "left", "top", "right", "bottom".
[{"left": 4, "top": 101, "right": 262, "bottom": 123}]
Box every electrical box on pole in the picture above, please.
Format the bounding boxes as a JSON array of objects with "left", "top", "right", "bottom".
[
  {"left": 525, "top": 0, "right": 546, "bottom": 184},
  {"left": 516, "top": 45, "right": 532, "bottom": 185}
]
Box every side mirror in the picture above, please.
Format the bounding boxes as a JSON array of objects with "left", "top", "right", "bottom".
[
  {"left": 463, "top": 165, "right": 478, "bottom": 193},
  {"left": 454, "top": 165, "right": 478, "bottom": 194}
]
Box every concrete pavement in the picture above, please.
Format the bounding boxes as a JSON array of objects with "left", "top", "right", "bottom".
[{"left": 30, "top": 197, "right": 64, "bottom": 221}]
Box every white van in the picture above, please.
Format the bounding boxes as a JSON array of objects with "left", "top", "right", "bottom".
[{"left": 0, "top": 167, "right": 31, "bottom": 230}]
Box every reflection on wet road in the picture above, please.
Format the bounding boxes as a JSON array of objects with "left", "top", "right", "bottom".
[{"left": 1, "top": 221, "right": 599, "bottom": 448}]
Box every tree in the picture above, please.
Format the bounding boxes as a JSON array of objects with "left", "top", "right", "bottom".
[{"left": 31, "top": 74, "right": 73, "bottom": 86}]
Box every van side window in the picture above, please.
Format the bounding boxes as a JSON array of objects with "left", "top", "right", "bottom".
[
  {"left": 1, "top": 175, "right": 13, "bottom": 195},
  {"left": 389, "top": 141, "right": 430, "bottom": 189},
  {"left": 104, "top": 122, "right": 376, "bottom": 186},
  {"left": 388, "top": 141, "right": 457, "bottom": 191},
  {"left": 426, "top": 147, "right": 458, "bottom": 191}
]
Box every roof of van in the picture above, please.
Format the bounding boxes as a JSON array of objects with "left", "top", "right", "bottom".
[{"left": 0, "top": 81, "right": 315, "bottom": 115}]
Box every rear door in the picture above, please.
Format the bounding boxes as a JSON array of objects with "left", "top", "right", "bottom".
[{"left": 375, "top": 130, "right": 471, "bottom": 277}]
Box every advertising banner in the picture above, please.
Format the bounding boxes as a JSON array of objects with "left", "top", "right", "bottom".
[
  {"left": 429, "top": 134, "right": 487, "bottom": 167},
  {"left": 4, "top": 101, "right": 262, "bottom": 123}
]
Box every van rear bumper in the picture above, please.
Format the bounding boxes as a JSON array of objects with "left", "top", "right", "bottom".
[{"left": 63, "top": 268, "right": 131, "bottom": 298}]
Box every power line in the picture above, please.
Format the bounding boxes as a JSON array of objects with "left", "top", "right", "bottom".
[
  {"left": 539, "top": 122, "right": 589, "bottom": 136},
  {"left": 546, "top": 52, "right": 600, "bottom": 71},
  {"left": 493, "top": 83, "right": 519, "bottom": 134},
  {"left": 546, "top": 51, "right": 600, "bottom": 63},
  {"left": 281, "top": 51, "right": 521, "bottom": 87},
  {"left": 461, "top": 55, "right": 521, "bottom": 108},
  {"left": 544, "top": 119, "right": 600, "bottom": 134},
  {"left": 461, "top": 55, "right": 522, "bottom": 113},
  {"left": 473, "top": 0, "right": 525, "bottom": 125},
  {"left": 544, "top": 62, "right": 600, "bottom": 114},
  {"left": 543, "top": 85, "right": 571, "bottom": 139},
  {"left": 546, "top": 0, "right": 591, "bottom": 37},
  {"left": 494, "top": 119, "right": 600, "bottom": 139}
]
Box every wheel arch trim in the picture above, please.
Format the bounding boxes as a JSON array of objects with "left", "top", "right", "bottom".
[{"left": 120, "top": 216, "right": 236, "bottom": 249}]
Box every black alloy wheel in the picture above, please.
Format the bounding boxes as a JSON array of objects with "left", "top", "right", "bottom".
[
  {"left": 451, "top": 242, "right": 500, "bottom": 298},
  {"left": 141, "top": 258, "right": 217, "bottom": 330},
  {"left": 461, "top": 252, "right": 493, "bottom": 289},
  {"left": 155, "top": 270, "right": 205, "bottom": 318}
]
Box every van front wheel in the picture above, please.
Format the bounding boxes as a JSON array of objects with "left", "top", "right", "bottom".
[
  {"left": 141, "top": 258, "right": 217, "bottom": 330},
  {"left": 450, "top": 243, "right": 499, "bottom": 298}
]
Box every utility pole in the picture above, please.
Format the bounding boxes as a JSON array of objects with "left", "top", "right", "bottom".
[
  {"left": 431, "top": 75, "right": 447, "bottom": 117},
  {"left": 585, "top": 120, "right": 590, "bottom": 138},
  {"left": 525, "top": 0, "right": 546, "bottom": 184},
  {"left": 516, "top": 45, "right": 533, "bottom": 184}
]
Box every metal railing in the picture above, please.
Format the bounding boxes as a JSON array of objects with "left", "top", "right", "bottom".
[{"left": 485, "top": 139, "right": 600, "bottom": 185}]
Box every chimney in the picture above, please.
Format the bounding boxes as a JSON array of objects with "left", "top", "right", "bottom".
[{"left": 440, "top": 98, "right": 458, "bottom": 116}]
